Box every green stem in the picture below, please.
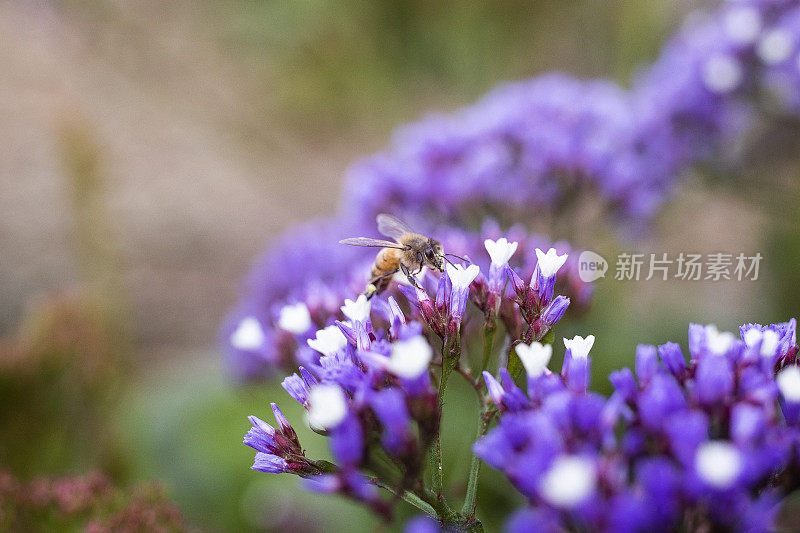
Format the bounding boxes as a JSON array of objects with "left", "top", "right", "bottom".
[
  {"left": 460, "top": 407, "right": 494, "bottom": 518},
  {"left": 373, "top": 480, "right": 438, "bottom": 517},
  {"left": 480, "top": 320, "right": 497, "bottom": 373},
  {"left": 433, "top": 331, "right": 461, "bottom": 498}
]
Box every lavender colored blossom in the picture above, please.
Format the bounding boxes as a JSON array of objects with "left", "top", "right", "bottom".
[
  {"left": 223, "top": 217, "right": 590, "bottom": 380},
  {"left": 475, "top": 319, "right": 800, "bottom": 532}
]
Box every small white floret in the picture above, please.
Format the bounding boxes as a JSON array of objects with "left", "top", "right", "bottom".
[
  {"left": 446, "top": 263, "right": 480, "bottom": 289},
  {"left": 278, "top": 302, "right": 312, "bottom": 334},
  {"left": 723, "top": 7, "right": 761, "bottom": 44},
  {"left": 705, "top": 325, "right": 736, "bottom": 355},
  {"left": 563, "top": 335, "right": 595, "bottom": 360},
  {"left": 516, "top": 342, "right": 552, "bottom": 378},
  {"left": 307, "top": 325, "right": 347, "bottom": 356},
  {"left": 341, "top": 294, "right": 371, "bottom": 322},
  {"left": 695, "top": 441, "right": 742, "bottom": 489},
  {"left": 388, "top": 335, "right": 433, "bottom": 378},
  {"left": 231, "top": 317, "right": 266, "bottom": 351},
  {"left": 306, "top": 384, "right": 348, "bottom": 429},
  {"left": 484, "top": 238, "right": 519, "bottom": 267},
  {"left": 777, "top": 366, "right": 800, "bottom": 403},
  {"left": 538, "top": 455, "right": 597, "bottom": 508},
  {"left": 703, "top": 54, "right": 742, "bottom": 93},
  {"left": 535, "top": 248, "right": 569, "bottom": 278},
  {"left": 758, "top": 30, "right": 794, "bottom": 65}
]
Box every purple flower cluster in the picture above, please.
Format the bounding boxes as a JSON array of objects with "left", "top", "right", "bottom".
[
  {"left": 634, "top": 0, "right": 800, "bottom": 163},
  {"left": 474, "top": 319, "right": 800, "bottom": 532},
  {"left": 223, "top": 0, "right": 800, "bottom": 380},
  {"left": 244, "top": 290, "right": 442, "bottom": 518},
  {"left": 343, "top": 1, "right": 800, "bottom": 232},
  {"left": 344, "top": 75, "right": 666, "bottom": 227},
  {"left": 243, "top": 240, "right": 574, "bottom": 522},
  {"left": 222, "top": 219, "right": 588, "bottom": 380}
]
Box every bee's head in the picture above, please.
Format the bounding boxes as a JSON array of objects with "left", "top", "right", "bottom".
[{"left": 424, "top": 239, "right": 445, "bottom": 272}]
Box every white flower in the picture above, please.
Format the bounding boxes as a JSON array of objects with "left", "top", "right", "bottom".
[
  {"left": 723, "top": 6, "right": 761, "bottom": 44},
  {"left": 563, "top": 334, "right": 595, "bottom": 360},
  {"left": 230, "top": 317, "right": 265, "bottom": 351},
  {"left": 777, "top": 366, "right": 800, "bottom": 403},
  {"left": 742, "top": 328, "right": 763, "bottom": 348},
  {"left": 703, "top": 54, "right": 742, "bottom": 94},
  {"left": 306, "top": 384, "right": 348, "bottom": 429},
  {"left": 538, "top": 456, "right": 596, "bottom": 508},
  {"left": 515, "top": 342, "right": 552, "bottom": 378},
  {"left": 695, "top": 441, "right": 742, "bottom": 489},
  {"left": 387, "top": 335, "right": 433, "bottom": 378},
  {"left": 743, "top": 328, "right": 780, "bottom": 358},
  {"left": 307, "top": 325, "right": 347, "bottom": 356},
  {"left": 446, "top": 263, "right": 480, "bottom": 289},
  {"left": 341, "top": 294, "right": 371, "bottom": 322},
  {"left": 757, "top": 30, "right": 793, "bottom": 65},
  {"left": 704, "top": 325, "right": 735, "bottom": 355},
  {"left": 535, "top": 248, "right": 568, "bottom": 278},
  {"left": 484, "top": 238, "right": 518, "bottom": 266},
  {"left": 277, "top": 302, "right": 312, "bottom": 334},
  {"left": 760, "top": 329, "right": 780, "bottom": 357}
]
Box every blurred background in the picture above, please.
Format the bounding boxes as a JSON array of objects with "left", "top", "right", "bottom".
[{"left": 1, "top": 0, "right": 798, "bottom": 531}]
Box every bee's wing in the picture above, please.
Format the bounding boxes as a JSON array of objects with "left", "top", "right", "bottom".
[
  {"left": 339, "top": 237, "right": 406, "bottom": 249},
  {"left": 376, "top": 213, "right": 415, "bottom": 241}
]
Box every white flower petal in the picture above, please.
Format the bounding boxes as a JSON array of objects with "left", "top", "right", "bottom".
[
  {"left": 388, "top": 335, "right": 433, "bottom": 378},
  {"left": 484, "top": 238, "right": 518, "bottom": 266},
  {"left": 703, "top": 54, "right": 742, "bottom": 94},
  {"left": 306, "top": 384, "right": 348, "bottom": 429},
  {"left": 743, "top": 328, "right": 763, "bottom": 348},
  {"left": 777, "top": 366, "right": 800, "bottom": 403},
  {"left": 278, "top": 302, "right": 312, "bottom": 334},
  {"left": 563, "top": 334, "right": 595, "bottom": 360},
  {"left": 341, "top": 294, "right": 371, "bottom": 322},
  {"left": 538, "top": 456, "right": 596, "bottom": 508},
  {"left": 231, "top": 317, "right": 266, "bottom": 351},
  {"left": 760, "top": 329, "right": 780, "bottom": 358},
  {"left": 307, "top": 325, "right": 347, "bottom": 356},
  {"left": 723, "top": 6, "right": 761, "bottom": 44},
  {"left": 705, "top": 325, "right": 735, "bottom": 355},
  {"left": 446, "top": 263, "right": 480, "bottom": 289},
  {"left": 535, "top": 248, "right": 569, "bottom": 279},
  {"left": 695, "top": 441, "right": 742, "bottom": 489},
  {"left": 758, "top": 30, "right": 794, "bottom": 65},
  {"left": 515, "top": 342, "right": 552, "bottom": 378}
]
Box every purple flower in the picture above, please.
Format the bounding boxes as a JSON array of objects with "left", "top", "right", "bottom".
[
  {"left": 532, "top": 248, "right": 569, "bottom": 309},
  {"left": 445, "top": 263, "right": 480, "bottom": 324},
  {"left": 658, "top": 342, "right": 687, "bottom": 379}
]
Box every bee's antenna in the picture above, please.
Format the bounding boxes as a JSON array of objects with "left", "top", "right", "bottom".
[
  {"left": 444, "top": 253, "right": 469, "bottom": 263},
  {"left": 443, "top": 255, "right": 457, "bottom": 267}
]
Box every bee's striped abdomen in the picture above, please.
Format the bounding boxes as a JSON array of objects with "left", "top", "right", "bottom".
[{"left": 369, "top": 247, "right": 401, "bottom": 294}]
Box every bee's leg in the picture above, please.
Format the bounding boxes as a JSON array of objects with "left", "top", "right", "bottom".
[
  {"left": 399, "top": 263, "right": 421, "bottom": 289},
  {"left": 413, "top": 253, "right": 424, "bottom": 275},
  {"left": 366, "top": 269, "right": 399, "bottom": 299}
]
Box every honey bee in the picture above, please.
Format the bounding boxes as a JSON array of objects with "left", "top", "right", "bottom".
[{"left": 340, "top": 214, "right": 465, "bottom": 299}]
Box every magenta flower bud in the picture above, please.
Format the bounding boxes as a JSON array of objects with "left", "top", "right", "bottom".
[{"left": 271, "top": 402, "right": 298, "bottom": 444}]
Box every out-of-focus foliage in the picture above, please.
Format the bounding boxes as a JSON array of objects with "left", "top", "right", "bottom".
[
  {"left": 0, "top": 290, "right": 123, "bottom": 478},
  {"left": 0, "top": 470, "right": 191, "bottom": 532}
]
